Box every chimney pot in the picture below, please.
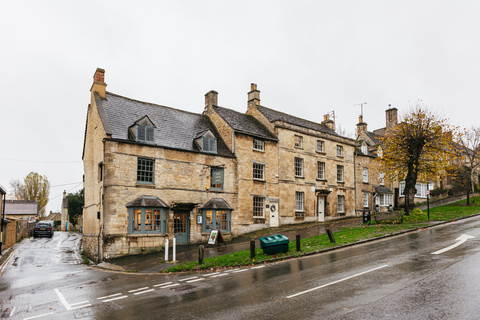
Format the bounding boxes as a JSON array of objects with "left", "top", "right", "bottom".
[
  {"left": 90, "top": 68, "right": 107, "bottom": 98},
  {"left": 247, "top": 83, "right": 261, "bottom": 108}
]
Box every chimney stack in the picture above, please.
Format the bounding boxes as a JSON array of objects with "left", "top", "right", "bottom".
[
  {"left": 204, "top": 90, "right": 218, "bottom": 114},
  {"left": 385, "top": 105, "right": 398, "bottom": 130},
  {"left": 90, "top": 68, "right": 107, "bottom": 98},
  {"left": 247, "top": 83, "right": 260, "bottom": 109},
  {"left": 356, "top": 115, "right": 368, "bottom": 137},
  {"left": 322, "top": 114, "right": 335, "bottom": 131}
]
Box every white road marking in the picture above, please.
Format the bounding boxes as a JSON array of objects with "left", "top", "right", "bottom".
[
  {"left": 54, "top": 288, "right": 92, "bottom": 310},
  {"left": 187, "top": 278, "right": 206, "bottom": 283},
  {"left": 153, "top": 281, "right": 173, "bottom": 287},
  {"left": 232, "top": 269, "right": 248, "bottom": 273},
  {"left": 23, "top": 312, "right": 55, "bottom": 320},
  {"left": 102, "top": 295, "right": 128, "bottom": 303},
  {"left": 211, "top": 273, "right": 229, "bottom": 278},
  {"left": 286, "top": 265, "right": 389, "bottom": 299},
  {"left": 158, "top": 283, "right": 180, "bottom": 288},
  {"left": 179, "top": 277, "right": 198, "bottom": 281},
  {"left": 203, "top": 272, "right": 221, "bottom": 277},
  {"left": 252, "top": 265, "right": 265, "bottom": 269},
  {"left": 128, "top": 287, "right": 149, "bottom": 293},
  {"left": 431, "top": 234, "right": 475, "bottom": 255},
  {"left": 97, "top": 293, "right": 122, "bottom": 300},
  {"left": 0, "top": 249, "right": 17, "bottom": 277},
  {"left": 133, "top": 289, "right": 155, "bottom": 295}
]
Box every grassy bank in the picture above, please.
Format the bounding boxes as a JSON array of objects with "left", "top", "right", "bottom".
[{"left": 164, "top": 196, "right": 480, "bottom": 273}]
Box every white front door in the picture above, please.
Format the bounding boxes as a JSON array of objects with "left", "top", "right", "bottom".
[
  {"left": 269, "top": 201, "right": 279, "bottom": 227},
  {"left": 317, "top": 196, "right": 325, "bottom": 222}
]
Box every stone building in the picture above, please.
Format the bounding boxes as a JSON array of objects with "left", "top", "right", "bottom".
[
  {"left": 355, "top": 107, "right": 437, "bottom": 208},
  {"left": 83, "top": 69, "right": 236, "bottom": 262},
  {"left": 83, "top": 69, "right": 358, "bottom": 261}
]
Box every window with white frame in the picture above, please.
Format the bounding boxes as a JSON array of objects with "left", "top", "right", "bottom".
[
  {"left": 317, "top": 140, "right": 325, "bottom": 152},
  {"left": 317, "top": 161, "right": 325, "bottom": 180},
  {"left": 376, "top": 194, "right": 393, "bottom": 206},
  {"left": 361, "top": 145, "right": 368, "bottom": 154},
  {"left": 363, "top": 192, "right": 369, "bottom": 208},
  {"left": 377, "top": 147, "right": 383, "bottom": 158},
  {"left": 399, "top": 181, "right": 431, "bottom": 198},
  {"left": 253, "top": 139, "right": 264, "bottom": 151},
  {"left": 253, "top": 197, "right": 264, "bottom": 217},
  {"left": 294, "top": 135, "right": 303, "bottom": 148},
  {"left": 338, "top": 195, "right": 345, "bottom": 213},
  {"left": 295, "top": 191, "right": 304, "bottom": 212},
  {"left": 253, "top": 163, "right": 265, "bottom": 180},
  {"left": 363, "top": 167, "right": 369, "bottom": 183},
  {"left": 295, "top": 158, "right": 304, "bottom": 177},
  {"left": 379, "top": 172, "right": 385, "bottom": 185},
  {"left": 336, "top": 145, "right": 343, "bottom": 157},
  {"left": 337, "top": 165, "right": 344, "bottom": 182}
]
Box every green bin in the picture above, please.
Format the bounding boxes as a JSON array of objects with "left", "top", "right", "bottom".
[{"left": 259, "top": 235, "right": 290, "bottom": 255}]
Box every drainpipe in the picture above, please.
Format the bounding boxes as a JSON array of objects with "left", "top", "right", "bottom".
[
  {"left": 353, "top": 151, "right": 357, "bottom": 216},
  {"left": 1, "top": 191, "right": 6, "bottom": 254}
]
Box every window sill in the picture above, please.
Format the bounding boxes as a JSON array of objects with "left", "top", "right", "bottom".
[
  {"left": 128, "top": 233, "right": 168, "bottom": 237},
  {"left": 253, "top": 179, "right": 266, "bottom": 183},
  {"left": 337, "top": 181, "right": 345, "bottom": 184},
  {"left": 316, "top": 151, "right": 326, "bottom": 155},
  {"left": 316, "top": 178, "right": 327, "bottom": 182},
  {"left": 136, "top": 183, "right": 155, "bottom": 188},
  {"left": 363, "top": 182, "right": 369, "bottom": 184},
  {"left": 253, "top": 149, "right": 265, "bottom": 153},
  {"left": 295, "top": 176, "right": 305, "bottom": 179}
]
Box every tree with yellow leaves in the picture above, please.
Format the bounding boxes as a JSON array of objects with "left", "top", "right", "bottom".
[{"left": 378, "top": 104, "right": 459, "bottom": 215}]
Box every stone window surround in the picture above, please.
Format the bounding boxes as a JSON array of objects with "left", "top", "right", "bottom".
[
  {"left": 294, "top": 135, "right": 303, "bottom": 149},
  {"left": 137, "top": 157, "right": 155, "bottom": 184},
  {"left": 252, "top": 162, "right": 265, "bottom": 181},
  {"left": 336, "top": 145, "right": 344, "bottom": 157},
  {"left": 337, "top": 195, "right": 345, "bottom": 213},
  {"left": 253, "top": 196, "right": 265, "bottom": 218},
  {"left": 253, "top": 139, "right": 265, "bottom": 152},
  {"left": 294, "top": 157, "right": 304, "bottom": 178}
]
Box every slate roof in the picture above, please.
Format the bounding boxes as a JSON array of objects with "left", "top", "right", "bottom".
[
  {"left": 200, "top": 198, "right": 234, "bottom": 210},
  {"left": 97, "top": 92, "right": 234, "bottom": 157},
  {"left": 256, "top": 105, "right": 338, "bottom": 136},
  {"left": 126, "top": 195, "right": 169, "bottom": 208},
  {"left": 5, "top": 200, "right": 39, "bottom": 215},
  {"left": 212, "top": 106, "right": 277, "bottom": 141},
  {"left": 365, "top": 131, "right": 382, "bottom": 146}
]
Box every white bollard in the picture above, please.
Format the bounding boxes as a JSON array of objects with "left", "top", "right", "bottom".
[
  {"left": 165, "top": 239, "right": 169, "bottom": 262},
  {"left": 173, "top": 238, "right": 176, "bottom": 262}
]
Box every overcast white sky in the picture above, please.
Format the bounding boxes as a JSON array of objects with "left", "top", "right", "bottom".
[{"left": 1, "top": 1, "right": 479, "bottom": 214}]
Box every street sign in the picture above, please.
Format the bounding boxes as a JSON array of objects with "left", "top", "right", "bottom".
[{"left": 426, "top": 190, "right": 430, "bottom": 196}]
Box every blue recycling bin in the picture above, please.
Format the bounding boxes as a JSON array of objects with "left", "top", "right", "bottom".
[{"left": 259, "top": 235, "right": 290, "bottom": 255}]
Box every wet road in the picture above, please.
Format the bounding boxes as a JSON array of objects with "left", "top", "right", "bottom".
[{"left": 2, "top": 217, "right": 480, "bottom": 319}]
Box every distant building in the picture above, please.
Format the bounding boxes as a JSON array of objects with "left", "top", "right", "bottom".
[{"left": 4, "top": 200, "right": 39, "bottom": 221}]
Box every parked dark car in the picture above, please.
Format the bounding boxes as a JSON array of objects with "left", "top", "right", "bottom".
[{"left": 33, "top": 222, "right": 54, "bottom": 238}]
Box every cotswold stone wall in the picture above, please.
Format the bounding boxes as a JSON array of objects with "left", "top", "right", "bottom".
[
  {"left": 276, "top": 126, "right": 356, "bottom": 223},
  {"left": 98, "top": 140, "right": 237, "bottom": 258}
]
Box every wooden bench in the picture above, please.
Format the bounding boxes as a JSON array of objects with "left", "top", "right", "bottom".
[{"left": 374, "top": 211, "right": 403, "bottom": 223}]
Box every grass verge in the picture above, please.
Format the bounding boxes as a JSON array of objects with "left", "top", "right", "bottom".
[{"left": 163, "top": 196, "right": 480, "bottom": 273}]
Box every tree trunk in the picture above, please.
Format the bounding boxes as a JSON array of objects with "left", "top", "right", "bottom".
[{"left": 404, "top": 163, "right": 418, "bottom": 215}]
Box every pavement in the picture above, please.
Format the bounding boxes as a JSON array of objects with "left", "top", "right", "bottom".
[{"left": 2, "top": 193, "right": 477, "bottom": 274}]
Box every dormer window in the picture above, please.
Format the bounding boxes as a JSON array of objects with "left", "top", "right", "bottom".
[
  {"left": 129, "top": 116, "right": 156, "bottom": 144},
  {"left": 203, "top": 136, "right": 217, "bottom": 153},
  {"left": 361, "top": 144, "right": 368, "bottom": 154},
  {"left": 194, "top": 130, "right": 217, "bottom": 154}
]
